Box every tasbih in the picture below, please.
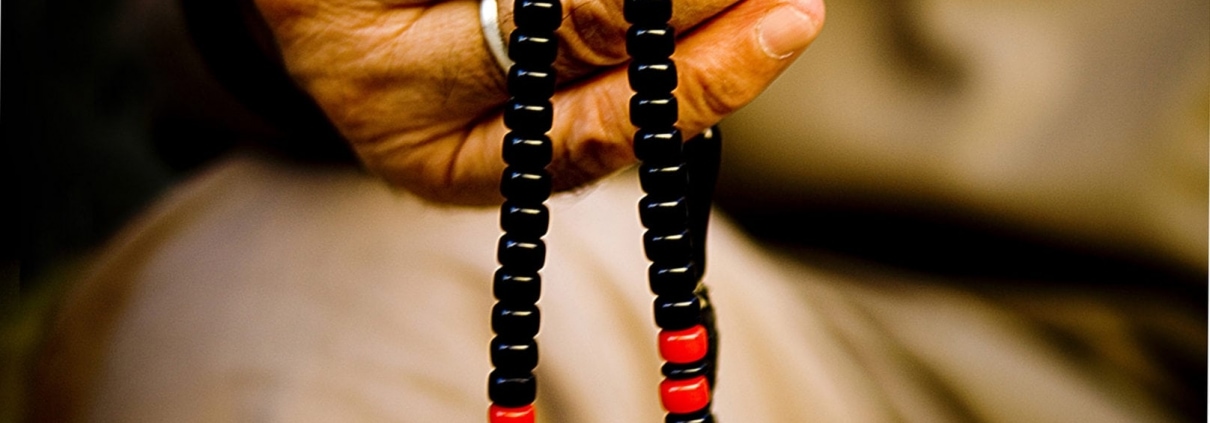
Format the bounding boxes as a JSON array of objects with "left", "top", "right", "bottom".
[{"left": 487, "top": 0, "right": 720, "bottom": 421}]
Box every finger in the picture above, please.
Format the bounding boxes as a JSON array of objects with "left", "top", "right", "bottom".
[{"left": 414, "top": 0, "right": 825, "bottom": 204}]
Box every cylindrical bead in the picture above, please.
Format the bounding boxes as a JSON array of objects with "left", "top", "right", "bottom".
[
  {"left": 662, "top": 358, "right": 710, "bottom": 380},
  {"left": 638, "top": 163, "right": 688, "bottom": 196},
  {"left": 497, "top": 234, "right": 546, "bottom": 271},
  {"left": 626, "top": 25, "right": 675, "bottom": 60},
  {"left": 628, "top": 59, "right": 678, "bottom": 94},
  {"left": 513, "top": 0, "right": 563, "bottom": 32},
  {"left": 665, "top": 409, "right": 715, "bottom": 423},
  {"left": 503, "top": 132, "right": 553, "bottom": 168},
  {"left": 648, "top": 261, "right": 699, "bottom": 296},
  {"left": 630, "top": 93, "right": 678, "bottom": 128},
  {"left": 508, "top": 66, "right": 557, "bottom": 101},
  {"left": 634, "top": 127, "right": 682, "bottom": 165},
  {"left": 659, "top": 324, "right": 709, "bottom": 363},
  {"left": 654, "top": 294, "right": 701, "bottom": 330},
  {"left": 492, "top": 302, "right": 541, "bottom": 338},
  {"left": 491, "top": 336, "right": 539, "bottom": 371},
  {"left": 489, "top": 369, "right": 537, "bottom": 407},
  {"left": 500, "top": 201, "right": 550, "bottom": 238},
  {"left": 490, "top": 404, "right": 536, "bottom": 423},
  {"left": 500, "top": 167, "right": 552, "bottom": 203},
  {"left": 503, "top": 100, "right": 554, "bottom": 134},
  {"left": 623, "top": 0, "right": 672, "bottom": 25},
  {"left": 643, "top": 229, "right": 693, "bottom": 262},
  {"left": 638, "top": 195, "right": 689, "bottom": 230},
  {"left": 659, "top": 375, "right": 710, "bottom": 414},
  {"left": 493, "top": 268, "right": 542, "bottom": 303},
  {"left": 508, "top": 30, "right": 558, "bottom": 65}
]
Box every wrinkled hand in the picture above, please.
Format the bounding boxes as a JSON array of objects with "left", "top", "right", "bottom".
[{"left": 254, "top": 0, "right": 824, "bottom": 205}]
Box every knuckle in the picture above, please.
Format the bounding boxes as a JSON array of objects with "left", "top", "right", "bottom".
[{"left": 559, "top": 1, "right": 630, "bottom": 69}]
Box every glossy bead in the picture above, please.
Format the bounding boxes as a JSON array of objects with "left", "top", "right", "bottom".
[
  {"left": 643, "top": 229, "right": 693, "bottom": 262},
  {"left": 500, "top": 201, "right": 550, "bottom": 238},
  {"left": 630, "top": 93, "right": 678, "bottom": 128},
  {"left": 662, "top": 358, "right": 710, "bottom": 380},
  {"left": 489, "top": 369, "right": 537, "bottom": 407},
  {"left": 628, "top": 59, "right": 678, "bottom": 94},
  {"left": 638, "top": 163, "right": 688, "bottom": 196},
  {"left": 626, "top": 25, "right": 675, "bottom": 60},
  {"left": 513, "top": 0, "right": 562, "bottom": 32},
  {"left": 500, "top": 167, "right": 551, "bottom": 203},
  {"left": 634, "top": 127, "right": 682, "bottom": 165},
  {"left": 665, "top": 409, "right": 715, "bottom": 423},
  {"left": 659, "top": 375, "right": 710, "bottom": 414},
  {"left": 497, "top": 234, "right": 546, "bottom": 271},
  {"left": 492, "top": 302, "right": 541, "bottom": 338},
  {"left": 509, "top": 30, "right": 558, "bottom": 65},
  {"left": 659, "top": 324, "right": 709, "bottom": 363},
  {"left": 503, "top": 100, "right": 554, "bottom": 134},
  {"left": 491, "top": 336, "right": 539, "bottom": 370},
  {"left": 623, "top": 0, "right": 672, "bottom": 25},
  {"left": 638, "top": 195, "right": 688, "bottom": 230},
  {"left": 490, "top": 404, "right": 536, "bottom": 423},
  {"left": 508, "top": 66, "right": 557, "bottom": 101},
  {"left": 648, "top": 261, "right": 699, "bottom": 296},
  {"left": 493, "top": 268, "right": 541, "bottom": 303},
  {"left": 654, "top": 294, "right": 701, "bottom": 330}
]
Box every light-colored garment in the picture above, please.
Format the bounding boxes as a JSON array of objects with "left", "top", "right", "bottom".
[{"left": 32, "top": 155, "right": 1185, "bottom": 422}]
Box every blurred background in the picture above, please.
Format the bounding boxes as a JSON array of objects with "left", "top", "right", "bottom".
[{"left": 4, "top": 0, "right": 1207, "bottom": 420}]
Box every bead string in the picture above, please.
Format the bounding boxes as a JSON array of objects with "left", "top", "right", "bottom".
[
  {"left": 490, "top": 0, "right": 721, "bottom": 420},
  {"left": 489, "top": 0, "right": 562, "bottom": 421},
  {"left": 624, "top": 0, "right": 720, "bottom": 418}
]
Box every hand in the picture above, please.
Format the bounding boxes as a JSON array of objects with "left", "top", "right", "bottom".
[{"left": 254, "top": 0, "right": 824, "bottom": 205}]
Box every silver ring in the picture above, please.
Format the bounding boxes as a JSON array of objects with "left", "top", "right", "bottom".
[{"left": 480, "top": 0, "right": 514, "bottom": 74}]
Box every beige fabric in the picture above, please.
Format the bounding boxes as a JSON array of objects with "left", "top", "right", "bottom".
[
  {"left": 32, "top": 155, "right": 1183, "bottom": 422},
  {"left": 722, "top": 0, "right": 1208, "bottom": 272}
]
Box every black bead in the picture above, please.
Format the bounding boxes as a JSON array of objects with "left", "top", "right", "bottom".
[
  {"left": 509, "top": 29, "right": 559, "bottom": 65},
  {"left": 654, "top": 294, "right": 700, "bottom": 330},
  {"left": 628, "top": 59, "right": 678, "bottom": 94},
  {"left": 492, "top": 302, "right": 541, "bottom": 338},
  {"left": 626, "top": 25, "right": 675, "bottom": 60},
  {"left": 643, "top": 229, "right": 693, "bottom": 262},
  {"left": 503, "top": 132, "right": 553, "bottom": 169},
  {"left": 623, "top": 0, "right": 672, "bottom": 25},
  {"left": 500, "top": 167, "right": 551, "bottom": 203},
  {"left": 648, "top": 261, "right": 699, "bottom": 296},
  {"left": 665, "top": 410, "right": 714, "bottom": 423},
  {"left": 491, "top": 336, "right": 539, "bottom": 371},
  {"left": 634, "top": 127, "right": 682, "bottom": 165},
  {"left": 497, "top": 234, "right": 546, "bottom": 271},
  {"left": 500, "top": 201, "right": 550, "bottom": 238},
  {"left": 513, "top": 0, "right": 563, "bottom": 32},
  {"left": 638, "top": 195, "right": 688, "bottom": 230},
  {"left": 638, "top": 163, "right": 688, "bottom": 196},
  {"left": 503, "top": 99, "right": 554, "bottom": 134},
  {"left": 508, "top": 66, "right": 557, "bottom": 101},
  {"left": 493, "top": 267, "right": 542, "bottom": 303},
  {"left": 662, "top": 358, "right": 710, "bottom": 380},
  {"left": 630, "top": 93, "right": 678, "bottom": 128},
  {"left": 488, "top": 369, "right": 537, "bottom": 407}
]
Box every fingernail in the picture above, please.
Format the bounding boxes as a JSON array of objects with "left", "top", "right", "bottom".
[{"left": 757, "top": 6, "right": 818, "bottom": 59}]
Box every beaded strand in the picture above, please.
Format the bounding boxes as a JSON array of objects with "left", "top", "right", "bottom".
[
  {"left": 624, "top": 0, "right": 720, "bottom": 420},
  {"left": 489, "top": 1, "right": 563, "bottom": 421}
]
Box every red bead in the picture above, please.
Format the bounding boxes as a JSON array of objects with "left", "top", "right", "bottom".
[
  {"left": 660, "top": 376, "right": 710, "bottom": 414},
  {"left": 489, "top": 404, "right": 535, "bottom": 423},
  {"left": 659, "top": 325, "right": 709, "bottom": 364}
]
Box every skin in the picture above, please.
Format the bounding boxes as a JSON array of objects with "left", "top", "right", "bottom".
[{"left": 253, "top": 0, "right": 825, "bottom": 205}]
